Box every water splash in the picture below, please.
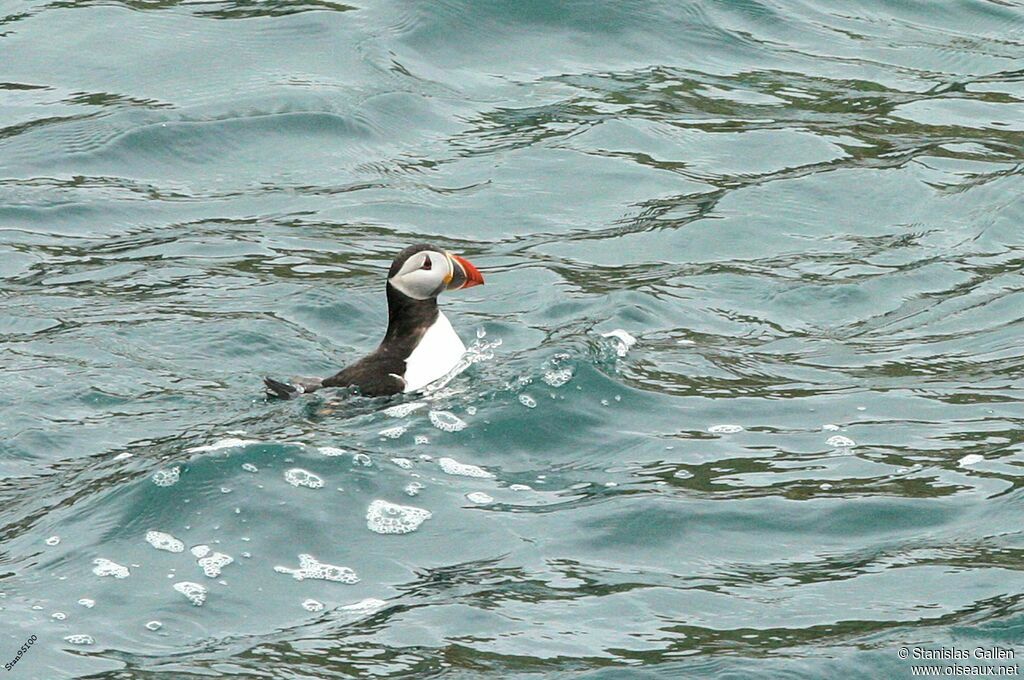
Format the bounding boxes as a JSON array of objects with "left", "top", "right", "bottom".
[
  {"left": 187, "top": 438, "right": 259, "bottom": 453},
  {"left": 601, "top": 329, "right": 637, "bottom": 357}
]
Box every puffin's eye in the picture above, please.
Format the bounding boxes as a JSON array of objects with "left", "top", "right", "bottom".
[{"left": 421, "top": 256, "right": 432, "bottom": 271}]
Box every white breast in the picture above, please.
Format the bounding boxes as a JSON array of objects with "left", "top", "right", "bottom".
[{"left": 402, "top": 311, "right": 467, "bottom": 392}]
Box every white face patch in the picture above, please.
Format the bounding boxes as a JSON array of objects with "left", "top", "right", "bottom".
[{"left": 389, "top": 250, "right": 452, "bottom": 300}]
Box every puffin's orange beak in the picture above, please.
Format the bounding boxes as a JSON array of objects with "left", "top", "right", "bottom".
[{"left": 445, "top": 253, "right": 484, "bottom": 290}]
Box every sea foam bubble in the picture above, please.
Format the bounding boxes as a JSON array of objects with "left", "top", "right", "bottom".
[
  {"left": 378, "top": 425, "right": 407, "bottom": 440},
  {"left": 302, "top": 598, "right": 325, "bottom": 612},
  {"left": 64, "top": 634, "right": 94, "bottom": 645},
  {"left": 151, "top": 467, "right": 180, "bottom": 487},
  {"left": 198, "top": 552, "right": 233, "bottom": 578},
  {"left": 438, "top": 457, "right": 494, "bottom": 479},
  {"left": 284, "top": 468, "right": 324, "bottom": 489},
  {"left": 366, "top": 500, "right": 432, "bottom": 535},
  {"left": 173, "top": 581, "right": 207, "bottom": 606},
  {"left": 274, "top": 554, "right": 359, "bottom": 583},
  {"left": 429, "top": 410, "right": 467, "bottom": 432},
  {"left": 383, "top": 402, "right": 426, "bottom": 418},
  {"left": 92, "top": 558, "right": 129, "bottom": 579},
  {"left": 145, "top": 531, "right": 185, "bottom": 553}
]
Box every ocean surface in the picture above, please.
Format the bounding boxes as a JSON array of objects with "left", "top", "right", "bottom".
[{"left": 2, "top": 0, "right": 1024, "bottom": 677}]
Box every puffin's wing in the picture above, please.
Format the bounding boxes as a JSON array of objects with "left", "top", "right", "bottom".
[{"left": 263, "top": 375, "right": 324, "bottom": 400}]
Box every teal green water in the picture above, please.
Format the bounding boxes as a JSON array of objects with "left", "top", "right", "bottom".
[{"left": 3, "top": 0, "right": 1024, "bottom": 677}]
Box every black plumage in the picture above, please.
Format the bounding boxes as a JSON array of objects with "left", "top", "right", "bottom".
[{"left": 264, "top": 244, "right": 447, "bottom": 399}]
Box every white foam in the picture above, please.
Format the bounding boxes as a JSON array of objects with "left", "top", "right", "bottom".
[
  {"left": 404, "top": 481, "right": 425, "bottom": 496},
  {"left": 827, "top": 435, "right": 856, "bottom": 448},
  {"left": 391, "top": 457, "right": 413, "bottom": 469},
  {"left": 151, "top": 467, "right": 180, "bottom": 487},
  {"left": 518, "top": 394, "right": 537, "bottom": 409},
  {"left": 429, "top": 410, "right": 467, "bottom": 432},
  {"left": 45, "top": 535, "right": 60, "bottom": 546},
  {"left": 959, "top": 454, "right": 984, "bottom": 467},
  {"left": 187, "top": 438, "right": 259, "bottom": 453},
  {"left": 302, "top": 598, "right": 325, "bottom": 612},
  {"left": 542, "top": 368, "right": 574, "bottom": 387},
  {"left": 64, "top": 634, "right": 94, "bottom": 645},
  {"left": 708, "top": 424, "right": 743, "bottom": 434},
  {"left": 341, "top": 598, "right": 386, "bottom": 614},
  {"left": 378, "top": 425, "right": 407, "bottom": 439},
  {"left": 319, "top": 446, "right": 346, "bottom": 457},
  {"left": 466, "top": 492, "right": 493, "bottom": 504},
  {"left": 415, "top": 435, "right": 429, "bottom": 445},
  {"left": 601, "top": 329, "right": 637, "bottom": 357},
  {"left": 284, "top": 468, "right": 324, "bottom": 489},
  {"left": 92, "top": 558, "right": 129, "bottom": 579},
  {"left": 52, "top": 611, "right": 66, "bottom": 620},
  {"left": 242, "top": 463, "right": 259, "bottom": 473},
  {"left": 822, "top": 424, "right": 841, "bottom": 432},
  {"left": 190, "top": 544, "right": 211, "bottom": 559},
  {"left": 145, "top": 531, "right": 185, "bottom": 554},
  {"left": 509, "top": 484, "right": 532, "bottom": 491},
  {"left": 383, "top": 402, "right": 426, "bottom": 418},
  {"left": 145, "top": 621, "right": 162, "bottom": 631},
  {"left": 438, "top": 457, "right": 494, "bottom": 479},
  {"left": 173, "top": 581, "right": 207, "bottom": 606},
  {"left": 198, "top": 552, "right": 233, "bottom": 578},
  {"left": 366, "top": 500, "right": 432, "bottom": 535},
  {"left": 77, "top": 598, "right": 95, "bottom": 608},
  {"left": 274, "top": 554, "right": 359, "bottom": 583},
  {"left": 352, "top": 453, "right": 372, "bottom": 467}
]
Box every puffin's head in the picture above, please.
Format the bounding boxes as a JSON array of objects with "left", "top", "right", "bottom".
[{"left": 387, "top": 244, "right": 484, "bottom": 301}]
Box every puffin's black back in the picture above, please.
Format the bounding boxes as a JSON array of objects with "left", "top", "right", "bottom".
[{"left": 319, "top": 245, "right": 441, "bottom": 397}]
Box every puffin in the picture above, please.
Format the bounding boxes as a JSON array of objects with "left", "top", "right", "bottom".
[{"left": 264, "top": 244, "right": 484, "bottom": 399}]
